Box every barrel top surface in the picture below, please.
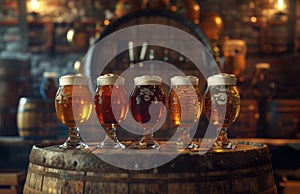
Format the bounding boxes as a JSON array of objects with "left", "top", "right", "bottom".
[
  {"left": 25, "top": 140, "right": 278, "bottom": 194},
  {"left": 32, "top": 140, "right": 267, "bottom": 156},
  {"left": 29, "top": 140, "right": 271, "bottom": 172}
]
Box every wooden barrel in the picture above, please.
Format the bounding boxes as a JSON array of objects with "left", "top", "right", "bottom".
[
  {"left": 267, "top": 99, "right": 300, "bottom": 138},
  {"left": 17, "top": 97, "right": 60, "bottom": 139},
  {"left": 24, "top": 141, "right": 277, "bottom": 194},
  {"left": 0, "top": 59, "right": 32, "bottom": 136},
  {"left": 230, "top": 98, "right": 259, "bottom": 138}
]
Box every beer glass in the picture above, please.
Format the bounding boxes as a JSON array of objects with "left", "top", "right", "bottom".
[
  {"left": 94, "top": 74, "right": 128, "bottom": 148},
  {"left": 204, "top": 73, "right": 240, "bottom": 149},
  {"left": 55, "top": 74, "right": 92, "bottom": 150},
  {"left": 129, "top": 75, "right": 166, "bottom": 149},
  {"left": 169, "top": 76, "right": 202, "bottom": 148}
]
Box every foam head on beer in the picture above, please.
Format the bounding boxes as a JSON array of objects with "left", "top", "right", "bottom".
[
  {"left": 96, "top": 74, "right": 125, "bottom": 86},
  {"left": 134, "top": 75, "right": 162, "bottom": 85},
  {"left": 59, "top": 74, "right": 89, "bottom": 86},
  {"left": 171, "top": 75, "right": 199, "bottom": 86},
  {"left": 207, "top": 73, "right": 237, "bottom": 86}
]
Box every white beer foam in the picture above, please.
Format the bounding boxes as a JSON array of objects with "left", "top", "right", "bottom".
[
  {"left": 59, "top": 74, "right": 89, "bottom": 86},
  {"left": 134, "top": 75, "right": 162, "bottom": 85},
  {"left": 97, "top": 74, "right": 125, "bottom": 86},
  {"left": 207, "top": 73, "right": 236, "bottom": 86}
]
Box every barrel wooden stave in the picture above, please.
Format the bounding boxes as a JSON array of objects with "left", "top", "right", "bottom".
[{"left": 24, "top": 142, "right": 277, "bottom": 194}]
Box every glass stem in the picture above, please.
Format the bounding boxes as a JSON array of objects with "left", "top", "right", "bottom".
[
  {"left": 100, "top": 124, "right": 125, "bottom": 148},
  {"left": 133, "top": 127, "right": 160, "bottom": 149},
  {"left": 105, "top": 124, "right": 118, "bottom": 143},
  {"left": 65, "top": 127, "right": 83, "bottom": 147},
  {"left": 177, "top": 127, "right": 190, "bottom": 143},
  {"left": 215, "top": 127, "right": 229, "bottom": 146},
  {"left": 142, "top": 128, "right": 154, "bottom": 143}
]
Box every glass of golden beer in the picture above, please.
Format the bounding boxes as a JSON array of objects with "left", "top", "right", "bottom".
[
  {"left": 204, "top": 73, "right": 240, "bottom": 149},
  {"left": 129, "top": 75, "right": 166, "bottom": 149},
  {"left": 169, "top": 76, "right": 202, "bottom": 148},
  {"left": 55, "top": 74, "right": 92, "bottom": 150},
  {"left": 94, "top": 74, "right": 128, "bottom": 148}
]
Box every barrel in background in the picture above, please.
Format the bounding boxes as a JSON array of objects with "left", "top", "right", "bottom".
[
  {"left": 0, "top": 59, "right": 32, "bottom": 136},
  {"left": 17, "top": 97, "right": 60, "bottom": 139}
]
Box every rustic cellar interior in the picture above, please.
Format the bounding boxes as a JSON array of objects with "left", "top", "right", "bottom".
[{"left": 0, "top": 0, "right": 300, "bottom": 193}]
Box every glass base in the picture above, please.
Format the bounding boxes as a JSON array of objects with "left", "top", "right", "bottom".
[
  {"left": 133, "top": 142, "right": 160, "bottom": 149},
  {"left": 98, "top": 139, "right": 125, "bottom": 149},
  {"left": 59, "top": 139, "right": 89, "bottom": 150},
  {"left": 60, "top": 127, "right": 89, "bottom": 150},
  {"left": 211, "top": 127, "right": 236, "bottom": 149},
  {"left": 212, "top": 141, "right": 236, "bottom": 149},
  {"left": 172, "top": 141, "right": 199, "bottom": 149},
  {"left": 98, "top": 128, "right": 125, "bottom": 148},
  {"left": 172, "top": 128, "right": 198, "bottom": 149},
  {"left": 133, "top": 138, "right": 160, "bottom": 149}
]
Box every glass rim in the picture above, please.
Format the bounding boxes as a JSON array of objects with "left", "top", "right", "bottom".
[
  {"left": 96, "top": 73, "right": 125, "bottom": 86},
  {"left": 134, "top": 75, "right": 162, "bottom": 85},
  {"left": 59, "top": 74, "right": 89, "bottom": 86},
  {"left": 207, "top": 73, "right": 236, "bottom": 86}
]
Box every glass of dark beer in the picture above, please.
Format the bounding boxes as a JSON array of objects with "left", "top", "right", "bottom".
[
  {"left": 55, "top": 74, "right": 93, "bottom": 150},
  {"left": 204, "top": 73, "right": 240, "bottom": 149},
  {"left": 129, "top": 75, "right": 166, "bottom": 149},
  {"left": 94, "top": 74, "right": 128, "bottom": 148},
  {"left": 169, "top": 76, "right": 202, "bottom": 148}
]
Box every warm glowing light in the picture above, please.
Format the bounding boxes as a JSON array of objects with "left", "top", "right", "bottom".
[
  {"left": 215, "top": 17, "right": 222, "bottom": 25},
  {"left": 214, "top": 149, "right": 224, "bottom": 153},
  {"left": 250, "top": 16, "right": 257, "bottom": 23},
  {"left": 31, "top": 0, "right": 39, "bottom": 12},
  {"left": 171, "top": 5, "right": 177, "bottom": 12},
  {"left": 73, "top": 61, "right": 81, "bottom": 72},
  {"left": 213, "top": 46, "right": 219, "bottom": 53},
  {"left": 277, "top": 0, "right": 285, "bottom": 12},
  {"left": 194, "top": 19, "right": 200, "bottom": 25},
  {"left": 249, "top": 2, "right": 255, "bottom": 9},
  {"left": 66, "top": 29, "right": 75, "bottom": 43},
  {"left": 104, "top": 19, "right": 110, "bottom": 26},
  {"left": 194, "top": 5, "right": 200, "bottom": 11}
]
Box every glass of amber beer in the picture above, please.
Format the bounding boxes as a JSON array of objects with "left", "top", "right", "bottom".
[
  {"left": 94, "top": 74, "right": 128, "bottom": 148},
  {"left": 129, "top": 75, "right": 166, "bottom": 149},
  {"left": 55, "top": 74, "right": 92, "bottom": 150},
  {"left": 204, "top": 73, "right": 240, "bottom": 149},
  {"left": 169, "top": 76, "right": 202, "bottom": 148}
]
